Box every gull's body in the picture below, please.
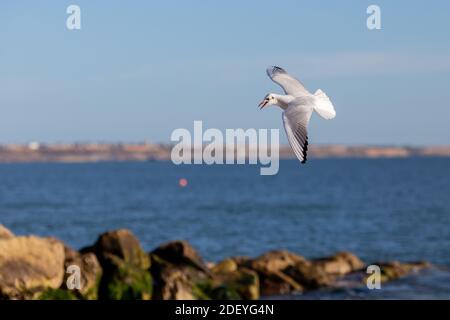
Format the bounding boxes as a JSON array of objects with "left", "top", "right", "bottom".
[{"left": 259, "top": 66, "right": 336, "bottom": 163}]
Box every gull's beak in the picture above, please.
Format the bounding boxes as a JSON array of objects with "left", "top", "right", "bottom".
[{"left": 258, "top": 99, "right": 268, "bottom": 110}]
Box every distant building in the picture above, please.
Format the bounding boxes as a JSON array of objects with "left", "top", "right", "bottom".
[{"left": 28, "top": 142, "right": 40, "bottom": 151}]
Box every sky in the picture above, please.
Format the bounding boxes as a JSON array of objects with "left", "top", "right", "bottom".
[{"left": 1, "top": 0, "right": 450, "bottom": 145}]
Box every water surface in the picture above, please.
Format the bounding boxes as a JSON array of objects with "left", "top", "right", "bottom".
[{"left": 1, "top": 158, "right": 449, "bottom": 298}]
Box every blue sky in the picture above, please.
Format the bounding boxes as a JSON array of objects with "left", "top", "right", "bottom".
[{"left": 1, "top": 1, "right": 450, "bottom": 145}]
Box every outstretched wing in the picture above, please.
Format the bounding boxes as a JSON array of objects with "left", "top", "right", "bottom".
[
  {"left": 282, "top": 102, "right": 313, "bottom": 164},
  {"left": 267, "top": 66, "right": 309, "bottom": 96}
]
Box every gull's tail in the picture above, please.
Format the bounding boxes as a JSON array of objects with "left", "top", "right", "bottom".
[{"left": 313, "top": 89, "right": 336, "bottom": 120}]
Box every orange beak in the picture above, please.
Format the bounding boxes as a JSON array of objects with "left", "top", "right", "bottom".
[{"left": 258, "top": 99, "right": 268, "bottom": 110}]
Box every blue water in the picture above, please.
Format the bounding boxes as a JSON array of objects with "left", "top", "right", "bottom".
[{"left": 1, "top": 158, "right": 449, "bottom": 298}]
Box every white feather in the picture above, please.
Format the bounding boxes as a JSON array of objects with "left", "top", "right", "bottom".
[{"left": 313, "top": 89, "right": 336, "bottom": 120}]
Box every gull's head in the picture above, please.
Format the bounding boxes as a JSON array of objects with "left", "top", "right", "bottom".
[{"left": 258, "top": 93, "right": 277, "bottom": 109}]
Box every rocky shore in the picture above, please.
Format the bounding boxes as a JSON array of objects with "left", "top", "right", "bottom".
[{"left": 0, "top": 225, "right": 430, "bottom": 300}]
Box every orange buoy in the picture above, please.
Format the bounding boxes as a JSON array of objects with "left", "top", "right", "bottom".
[{"left": 179, "top": 178, "right": 188, "bottom": 187}]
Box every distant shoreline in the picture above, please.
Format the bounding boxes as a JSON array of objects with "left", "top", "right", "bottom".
[{"left": 1, "top": 143, "right": 450, "bottom": 163}]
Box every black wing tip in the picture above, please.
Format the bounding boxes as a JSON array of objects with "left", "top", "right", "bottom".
[
  {"left": 267, "top": 66, "right": 286, "bottom": 76},
  {"left": 301, "top": 137, "right": 309, "bottom": 164}
]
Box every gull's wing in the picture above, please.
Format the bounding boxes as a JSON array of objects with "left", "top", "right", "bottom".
[
  {"left": 282, "top": 102, "right": 313, "bottom": 164},
  {"left": 267, "top": 66, "right": 309, "bottom": 96}
]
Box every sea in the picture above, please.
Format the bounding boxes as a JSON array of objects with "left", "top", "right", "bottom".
[{"left": 0, "top": 158, "right": 449, "bottom": 299}]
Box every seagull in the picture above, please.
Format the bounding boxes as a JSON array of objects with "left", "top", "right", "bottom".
[{"left": 259, "top": 66, "right": 336, "bottom": 164}]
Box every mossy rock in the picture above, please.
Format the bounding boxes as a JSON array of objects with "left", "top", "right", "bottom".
[
  {"left": 194, "top": 281, "right": 242, "bottom": 300},
  {"left": 81, "top": 272, "right": 102, "bottom": 300},
  {"left": 192, "top": 267, "right": 260, "bottom": 300},
  {"left": 100, "top": 255, "right": 152, "bottom": 300},
  {"left": 208, "top": 285, "right": 242, "bottom": 300},
  {"left": 38, "top": 288, "right": 79, "bottom": 300},
  {"left": 232, "top": 268, "right": 260, "bottom": 300}
]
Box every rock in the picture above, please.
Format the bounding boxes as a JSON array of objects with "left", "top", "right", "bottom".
[
  {"left": 38, "top": 288, "right": 79, "bottom": 300},
  {"left": 283, "top": 260, "right": 333, "bottom": 289},
  {"left": 233, "top": 268, "right": 260, "bottom": 300},
  {"left": 0, "top": 236, "right": 65, "bottom": 299},
  {"left": 152, "top": 240, "right": 209, "bottom": 274},
  {"left": 243, "top": 250, "right": 305, "bottom": 296},
  {"left": 86, "top": 229, "right": 150, "bottom": 270},
  {"left": 151, "top": 251, "right": 260, "bottom": 300},
  {"left": 82, "top": 229, "right": 152, "bottom": 300},
  {"left": 229, "top": 256, "right": 252, "bottom": 267},
  {"left": 375, "top": 261, "right": 431, "bottom": 282},
  {"left": 211, "top": 267, "right": 260, "bottom": 300},
  {"left": 154, "top": 264, "right": 198, "bottom": 300},
  {"left": 258, "top": 270, "right": 303, "bottom": 296},
  {"left": 63, "top": 246, "right": 102, "bottom": 299},
  {"left": 99, "top": 254, "right": 152, "bottom": 300},
  {"left": 209, "top": 259, "right": 259, "bottom": 299},
  {"left": 312, "top": 252, "right": 364, "bottom": 276},
  {"left": 150, "top": 253, "right": 209, "bottom": 300},
  {"left": 250, "top": 251, "right": 362, "bottom": 294},
  {"left": 336, "top": 252, "right": 365, "bottom": 271},
  {"left": 248, "top": 250, "right": 306, "bottom": 273},
  {"left": 0, "top": 225, "right": 14, "bottom": 239},
  {"left": 195, "top": 282, "right": 241, "bottom": 300},
  {"left": 211, "top": 259, "right": 238, "bottom": 274},
  {"left": 150, "top": 241, "right": 212, "bottom": 300}
]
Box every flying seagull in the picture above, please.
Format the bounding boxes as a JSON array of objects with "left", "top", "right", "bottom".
[{"left": 259, "top": 66, "right": 336, "bottom": 164}]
